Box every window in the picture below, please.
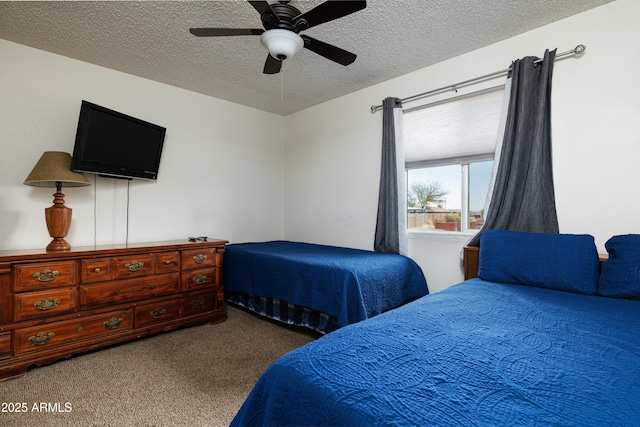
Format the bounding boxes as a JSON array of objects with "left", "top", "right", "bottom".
[
  {"left": 403, "top": 86, "right": 504, "bottom": 233},
  {"left": 407, "top": 160, "right": 493, "bottom": 232}
]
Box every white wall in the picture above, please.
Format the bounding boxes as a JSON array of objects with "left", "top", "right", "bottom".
[
  {"left": 0, "top": 39, "right": 285, "bottom": 250},
  {"left": 284, "top": 0, "right": 640, "bottom": 292}
]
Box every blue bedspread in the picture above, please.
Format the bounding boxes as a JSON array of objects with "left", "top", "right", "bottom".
[
  {"left": 231, "top": 279, "right": 640, "bottom": 426},
  {"left": 224, "top": 241, "right": 428, "bottom": 328}
]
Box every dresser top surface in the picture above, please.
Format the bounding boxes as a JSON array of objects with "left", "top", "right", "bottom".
[{"left": 0, "top": 239, "right": 228, "bottom": 263}]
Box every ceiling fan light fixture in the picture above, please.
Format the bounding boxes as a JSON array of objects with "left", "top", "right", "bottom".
[{"left": 260, "top": 29, "right": 303, "bottom": 60}]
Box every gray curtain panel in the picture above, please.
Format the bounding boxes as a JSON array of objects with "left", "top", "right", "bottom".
[
  {"left": 468, "top": 49, "right": 558, "bottom": 247},
  {"left": 374, "top": 97, "right": 403, "bottom": 253}
]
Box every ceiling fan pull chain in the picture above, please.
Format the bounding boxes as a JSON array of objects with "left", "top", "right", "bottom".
[{"left": 281, "top": 62, "right": 284, "bottom": 102}]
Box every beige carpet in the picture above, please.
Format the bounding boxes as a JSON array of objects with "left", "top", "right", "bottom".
[{"left": 1, "top": 305, "right": 318, "bottom": 427}]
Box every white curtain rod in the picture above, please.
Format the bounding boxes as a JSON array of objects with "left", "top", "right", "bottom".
[{"left": 370, "top": 44, "right": 586, "bottom": 113}]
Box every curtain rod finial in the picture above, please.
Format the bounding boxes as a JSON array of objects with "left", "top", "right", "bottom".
[{"left": 573, "top": 44, "right": 586, "bottom": 55}]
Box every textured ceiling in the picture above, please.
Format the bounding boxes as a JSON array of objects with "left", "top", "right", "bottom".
[{"left": 0, "top": 1, "right": 612, "bottom": 115}]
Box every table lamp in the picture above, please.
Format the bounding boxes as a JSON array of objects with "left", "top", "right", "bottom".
[{"left": 23, "top": 151, "right": 91, "bottom": 251}]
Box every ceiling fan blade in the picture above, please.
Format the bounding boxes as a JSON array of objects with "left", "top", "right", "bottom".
[
  {"left": 189, "top": 28, "right": 264, "bottom": 37},
  {"left": 263, "top": 54, "right": 282, "bottom": 74},
  {"left": 294, "top": 1, "right": 366, "bottom": 30},
  {"left": 301, "top": 35, "right": 357, "bottom": 66},
  {"left": 248, "top": 0, "right": 280, "bottom": 25}
]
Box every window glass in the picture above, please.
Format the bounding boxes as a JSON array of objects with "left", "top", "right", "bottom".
[
  {"left": 408, "top": 165, "right": 460, "bottom": 231},
  {"left": 468, "top": 160, "right": 493, "bottom": 230},
  {"left": 407, "top": 161, "right": 493, "bottom": 232}
]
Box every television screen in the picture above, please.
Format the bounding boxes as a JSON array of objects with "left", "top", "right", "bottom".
[{"left": 71, "top": 101, "right": 166, "bottom": 180}]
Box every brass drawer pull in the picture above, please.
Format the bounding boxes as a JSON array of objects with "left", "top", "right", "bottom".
[
  {"left": 94, "top": 267, "right": 101, "bottom": 273},
  {"left": 192, "top": 275, "right": 207, "bottom": 285},
  {"left": 103, "top": 317, "right": 124, "bottom": 330},
  {"left": 165, "top": 260, "right": 172, "bottom": 265},
  {"left": 193, "top": 254, "right": 207, "bottom": 264},
  {"left": 124, "top": 261, "right": 144, "bottom": 272},
  {"left": 33, "top": 297, "right": 61, "bottom": 311},
  {"left": 32, "top": 269, "right": 59, "bottom": 282},
  {"left": 150, "top": 308, "right": 167, "bottom": 319},
  {"left": 28, "top": 332, "right": 55, "bottom": 346},
  {"left": 191, "top": 300, "right": 205, "bottom": 310},
  {"left": 113, "top": 290, "right": 120, "bottom": 296}
]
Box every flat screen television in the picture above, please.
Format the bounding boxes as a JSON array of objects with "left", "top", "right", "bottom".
[{"left": 71, "top": 100, "right": 166, "bottom": 180}]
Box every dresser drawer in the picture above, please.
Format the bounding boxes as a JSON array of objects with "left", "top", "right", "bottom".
[
  {"left": 14, "top": 309, "right": 132, "bottom": 355},
  {"left": 134, "top": 299, "right": 179, "bottom": 328},
  {"left": 13, "top": 261, "right": 76, "bottom": 292},
  {"left": 79, "top": 273, "right": 179, "bottom": 309},
  {"left": 13, "top": 288, "right": 77, "bottom": 321},
  {"left": 180, "top": 291, "right": 215, "bottom": 317},
  {"left": 181, "top": 268, "right": 217, "bottom": 291},
  {"left": 112, "top": 254, "right": 155, "bottom": 279},
  {"left": 80, "top": 258, "right": 112, "bottom": 283},
  {"left": 182, "top": 248, "right": 216, "bottom": 270},
  {"left": 155, "top": 251, "right": 180, "bottom": 274}
]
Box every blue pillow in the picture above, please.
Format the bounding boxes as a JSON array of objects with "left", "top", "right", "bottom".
[
  {"left": 598, "top": 234, "right": 640, "bottom": 300},
  {"left": 478, "top": 230, "right": 600, "bottom": 294}
]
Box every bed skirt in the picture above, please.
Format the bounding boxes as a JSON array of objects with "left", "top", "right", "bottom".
[{"left": 225, "top": 291, "right": 339, "bottom": 334}]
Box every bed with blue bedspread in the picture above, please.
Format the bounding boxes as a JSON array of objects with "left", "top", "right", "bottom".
[
  {"left": 231, "top": 231, "right": 640, "bottom": 426},
  {"left": 224, "top": 241, "right": 428, "bottom": 334}
]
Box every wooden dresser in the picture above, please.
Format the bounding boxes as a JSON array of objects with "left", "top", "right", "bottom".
[{"left": 0, "top": 239, "right": 227, "bottom": 381}]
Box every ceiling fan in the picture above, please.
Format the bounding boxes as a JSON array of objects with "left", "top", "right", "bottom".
[{"left": 189, "top": 1, "right": 366, "bottom": 74}]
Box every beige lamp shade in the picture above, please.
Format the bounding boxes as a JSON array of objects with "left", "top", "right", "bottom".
[{"left": 24, "top": 151, "right": 91, "bottom": 187}]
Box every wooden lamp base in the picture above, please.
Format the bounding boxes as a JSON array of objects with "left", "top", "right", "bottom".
[{"left": 44, "top": 191, "right": 72, "bottom": 251}]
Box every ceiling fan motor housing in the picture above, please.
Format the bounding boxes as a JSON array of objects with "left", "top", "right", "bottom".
[{"left": 261, "top": 3, "right": 308, "bottom": 32}]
